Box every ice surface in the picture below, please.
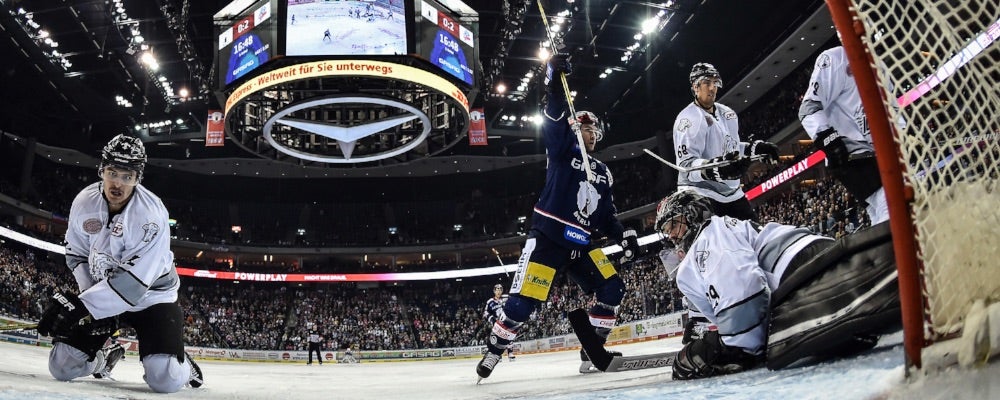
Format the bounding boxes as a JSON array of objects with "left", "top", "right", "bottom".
[{"left": 1, "top": 332, "right": 997, "bottom": 399}]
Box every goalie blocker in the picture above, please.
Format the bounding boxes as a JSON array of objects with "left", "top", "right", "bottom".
[{"left": 766, "top": 222, "right": 902, "bottom": 370}]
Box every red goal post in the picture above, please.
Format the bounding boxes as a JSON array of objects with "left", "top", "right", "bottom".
[{"left": 825, "top": 0, "right": 1000, "bottom": 371}]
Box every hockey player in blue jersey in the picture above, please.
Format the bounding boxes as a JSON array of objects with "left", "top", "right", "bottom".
[
  {"left": 654, "top": 190, "right": 901, "bottom": 380},
  {"left": 476, "top": 54, "right": 639, "bottom": 381},
  {"left": 483, "top": 284, "right": 515, "bottom": 361}
]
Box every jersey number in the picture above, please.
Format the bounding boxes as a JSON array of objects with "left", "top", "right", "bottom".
[
  {"left": 676, "top": 144, "right": 689, "bottom": 158},
  {"left": 811, "top": 82, "right": 820, "bottom": 96},
  {"left": 707, "top": 285, "right": 721, "bottom": 309}
]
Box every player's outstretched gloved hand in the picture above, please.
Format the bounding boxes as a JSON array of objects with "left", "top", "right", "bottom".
[
  {"left": 672, "top": 331, "right": 760, "bottom": 380},
  {"left": 701, "top": 152, "right": 751, "bottom": 182},
  {"left": 815, "top": 127, "right": 850, "bottom": 169},
  {"left": 747, "top": 140, "right": 779, "bottom": 163},
  {"left": 617, "top": 229, "right": 639, "bottom": 265},
  {"left": 37, "top": 291, "right": 92, "bottom": 338},
  {"left": 545, "top": 53, "right": 572, "bottom": 92}
]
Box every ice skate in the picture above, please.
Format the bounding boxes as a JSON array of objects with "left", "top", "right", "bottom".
[
  {"left": 185, "top": 352, "right": 204, "bottom": 388},
  {"left": 91, "top": 341, "right": 125, "bottom": 380},
  {"left": 475, "top": 352, "right": 502, "bottom": 384}
]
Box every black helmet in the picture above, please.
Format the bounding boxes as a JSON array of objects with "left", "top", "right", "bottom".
[
  {"left": 654, "top": 190, "right": 714, "bottom": 252},
  {"left": 101, "top": 134, "right": 147, "bottom": 175},
  {"left": 689, "top": 62, "right": 722, "bottom": 88}
]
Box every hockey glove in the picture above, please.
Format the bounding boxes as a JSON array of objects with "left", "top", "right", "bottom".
[
  {"left": 701, "top": 152, "right": 751, "bottom": 182},
  {"left": 37, "top": 291, "right": 92, "bottom": 338},
  {"left": 681, "top": 316, "right": 712, "bottom": 345},
  {"left": 617, "top": 229, "right": 639, "bottom": 265},
  {"left": 747, "top": 140, "right": 779, "bottom": 163},
  {"left": 672, "top": 331, "right": 760, "bottom": 381},
  {"left": 545, "top": 53, "right": 572, "bottom": 92},
  {"left": 815, "top": 127, "right": 850, "bottom": 169}
]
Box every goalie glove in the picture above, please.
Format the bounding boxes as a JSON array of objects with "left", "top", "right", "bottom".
[
  {"left": 747, "top": 140, "right": 779, "bottom": 163},
  {"left": 617, "top": 229, "right": 639, "bottom": 265},
  {"left": 672, "top": 330, "right": 761, "bottom": 380},
  {"left": 815, "top": 127, "right": 850, "bottom": 169},
  {"left": 701, "top": 152, "right": 751, "bottom": 182}
]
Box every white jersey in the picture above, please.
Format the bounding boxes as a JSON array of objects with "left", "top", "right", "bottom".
[
  {"left": 798, "top": 46, "right": 874, "bottom": 154},
  {"left": 673, "top": 102, "right": 749, "bottom": 203},
  {"left": 65, "top": 182, "right": 179, "bottom": 320},
  {"left": 674, "top": 216, "right": 830, "bottom": 353}
]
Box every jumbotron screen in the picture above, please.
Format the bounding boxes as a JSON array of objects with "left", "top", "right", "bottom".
[
  {"left": 417, "top": 0, "right": 476, "bottom": 86},
  {"left": 216, "top": 0, "right": 278, "bottom": 87},
  {"left": 285, "top": 0, "right": 407, "bottom": 56}
]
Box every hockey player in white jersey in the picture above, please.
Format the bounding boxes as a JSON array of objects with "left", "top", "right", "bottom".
[
  {"left": 799, "top": 46, "right": 888, "bottom": 223},
  {"left": 655, "top": 190, "right": 900, "bottom": 380},
  {"left": 37, "top": 134, "right": 203, "bottom": 392},
  {"left": 483, "top": 284, "right": 515, "bottom": 361},
  {"left": 673, "top": 62, "right": 779, "bottom": 220}
]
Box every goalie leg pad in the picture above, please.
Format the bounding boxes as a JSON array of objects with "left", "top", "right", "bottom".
[{"left": 767, "top": 222, "right": 902, "bottom": 370}]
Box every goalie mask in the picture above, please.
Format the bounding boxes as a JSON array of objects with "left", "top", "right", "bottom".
[
  {"left": 655, "top": 190, "right": 714, "bottom": 252},
  {"left": 572, "top": 111, "right": 604, "bottom": 142},
  {"left": 100, "top": 134, "right": 147, "bottom": 181}
]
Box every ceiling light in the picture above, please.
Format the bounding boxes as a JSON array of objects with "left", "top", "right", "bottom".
[
  {"left": 641, "top": 17, "right": 659, "bottom": 34},
  {"left": 538, "top": 48, "right": 551, "bottom": 61},
  {"left": 496, "top": 83, "right": 506, "bottom": 93}
]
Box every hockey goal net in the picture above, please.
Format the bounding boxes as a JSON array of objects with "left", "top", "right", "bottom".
[{"left": 825, "top": 0, "right": 1000, "bottom": 371}]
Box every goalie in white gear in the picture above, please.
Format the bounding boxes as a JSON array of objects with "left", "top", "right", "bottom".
[
  {"left": 37, "top": 134, "right": 202, "bottom": 392},
  {"left": 798, "top": 45, "right": 888, "bottom": 224},
  {"left": 655, "top": 190, "right": 901, "bottom": 380}
]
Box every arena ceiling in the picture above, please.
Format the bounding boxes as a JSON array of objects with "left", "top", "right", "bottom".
[{"left": 0, "top": 0, "right": 830, "bottom": 180}]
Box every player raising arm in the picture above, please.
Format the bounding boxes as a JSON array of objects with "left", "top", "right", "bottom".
[{"left": 475, "top": 54, "right": 639, "bottom": 382}]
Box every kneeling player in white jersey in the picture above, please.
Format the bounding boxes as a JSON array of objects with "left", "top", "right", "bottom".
[
  {"left": 655, "top": 190, "right": 901, "bottom": 380},
  {"left": 37, "top": 134, "right": 203, "bottom": 392}
]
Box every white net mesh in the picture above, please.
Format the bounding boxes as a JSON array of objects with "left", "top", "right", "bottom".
[{"left": 847, "top": 1, "right": 1000, "bottom": 341}]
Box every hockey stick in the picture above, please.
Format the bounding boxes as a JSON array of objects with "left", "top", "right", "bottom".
[
  {"left": 491, "top": 248, "right": 511, "bottom": 277},
  {"left": 0, "top": 322, "right": 37, "bottom": 332},
  {"left": 579, "top": 350, "right": 679, "bottom": 373},
  {"left": 536, "top": 0, "right": 595, "bottom": 183},
  {"left": 643, "top": 148, "right": 768, "bottom": 173},
  {"left": 568, "top": 308, "right": 680, "bottom": 373}
]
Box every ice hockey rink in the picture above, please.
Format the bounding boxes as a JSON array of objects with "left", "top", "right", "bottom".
[
  {"left": 286, "top": 2, "right": 406, "bottom": 56},
  {"left": 1, "top": 332, "right": 998, "bottom": 400}
]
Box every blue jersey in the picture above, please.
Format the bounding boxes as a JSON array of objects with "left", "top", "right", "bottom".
[{"left": 532, "top": 94, "right": 625, "bottom": 249}]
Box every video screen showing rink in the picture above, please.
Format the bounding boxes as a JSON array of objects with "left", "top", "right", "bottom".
[{"left": 286, "top": 0, "right": 406, "bottom": 56}]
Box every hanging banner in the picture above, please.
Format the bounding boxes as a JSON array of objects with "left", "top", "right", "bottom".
[
  {"left": 206, "top": 110, "right": 225, "bottom": 147},
  {"left": 469, "top": 108, "right": 487, "bottom": 146}
]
